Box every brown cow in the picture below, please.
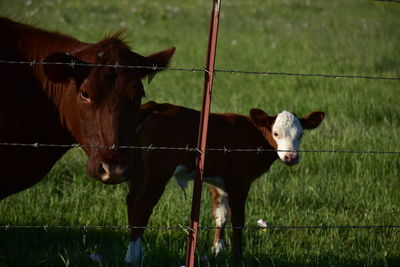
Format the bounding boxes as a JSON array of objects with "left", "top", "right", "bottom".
[
  {"left": 124, "top": 101, "right": 325, "bottom": 266},
  {"left": 0, "top": 17, "right": 175, "bottom": 199}
]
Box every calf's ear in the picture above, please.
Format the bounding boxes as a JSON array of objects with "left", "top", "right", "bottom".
[
  {"left": 249, "top": 108, "right": 275, "bottom": 128},
  {"left": 43, "top": 53, "right": 91, "bottom": 84},
  {"left": 300, "top": 111, "right": 325, "bottom": 129},
  {"left": 143, "top": 47, "right": 176, "bottom": 84}
]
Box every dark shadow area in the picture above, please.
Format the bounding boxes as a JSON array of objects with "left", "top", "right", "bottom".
[
  {"left": 1, "top": 229, "right": 399, "bottom": 266},
  {"left": 0, "top": 228, "right": 127, "bottom": 267}
]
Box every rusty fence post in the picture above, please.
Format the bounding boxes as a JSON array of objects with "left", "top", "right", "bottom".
[{"left": 185, "top": 0, "right": 222, "bottom": 266}]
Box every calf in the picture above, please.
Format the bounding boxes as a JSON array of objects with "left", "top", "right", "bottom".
[{"left": 125, "top": 101, "right": 325, "bottom": 265}]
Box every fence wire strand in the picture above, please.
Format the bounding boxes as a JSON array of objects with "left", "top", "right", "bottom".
[
  {"left": 1, "top": 225, "right": 400, "bottom": 231},
  {"left": 0, "top": 142, "right": 399, "bottom": 155},
  {"left": 375, "top": 0, "right": 400, "bottom": 3},
  {"left": 1, "top": 59, "right": 399, "bottom": 81}
]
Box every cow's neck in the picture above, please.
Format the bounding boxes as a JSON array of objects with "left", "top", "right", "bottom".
[{"left": 13, "top": 28, "right": 80, "bottom": 144}]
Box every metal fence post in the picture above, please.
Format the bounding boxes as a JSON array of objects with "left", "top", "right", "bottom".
[{"left": 185, "top": 0, "right": 222, "bottom": 266}]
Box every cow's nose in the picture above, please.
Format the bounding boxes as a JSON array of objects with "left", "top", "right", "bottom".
[{"left": 98, "top": 161, "right": 130, "bottom": 184}]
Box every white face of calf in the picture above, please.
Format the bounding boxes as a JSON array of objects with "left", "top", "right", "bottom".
[
  {"left": 250, "top": 108, "right": 325, "bottom": 166},
  {"left": 272, "top": 111, "right": 303, "bottom": 165}
]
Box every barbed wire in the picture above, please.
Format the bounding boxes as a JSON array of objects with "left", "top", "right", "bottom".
[
  {"left": 374, "top": 0, "right": 400, "bottom": 3},
  {"left": 0, "top": 59, "right": 205, "bottom": 73},
  {"left": 215, "top": 69, "right": 400, "bottom": 81},
  {"left": 1, "top": 224, "right": 399, "bottom": 231},
  {"left": 1, "top": 59, "right": 399, "bottom": 81},
  {"left": 0, "top": 142, "right": 399, "bottom": 155}
]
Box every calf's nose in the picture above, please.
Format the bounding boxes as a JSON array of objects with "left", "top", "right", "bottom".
[{"left": 283, "top": 153, "right": 299, "bottom": 165}]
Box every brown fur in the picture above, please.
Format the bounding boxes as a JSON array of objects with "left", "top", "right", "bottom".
[
  {"left": 0, "top": 17, "right": 175, "bottom": 199},
  {"left": 126, "top": 101, "right": 325, "bottom": 260}
]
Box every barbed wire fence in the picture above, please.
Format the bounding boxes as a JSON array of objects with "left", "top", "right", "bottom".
[
  {"left": 0, "top": 141, "right": 400, "bottom": 155},
  {"left": 1, "top": 59, "right": 400, "bottom": 81},
  {"left": 1, "top": 57, "right": 400, "bottom": 231}
]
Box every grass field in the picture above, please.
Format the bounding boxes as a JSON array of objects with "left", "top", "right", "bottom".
[{"left": 1, "top": 0, "right": 400, "bottom": 266}]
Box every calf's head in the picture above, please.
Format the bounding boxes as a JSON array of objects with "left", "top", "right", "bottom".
[
  {"left": 43, "top": 37, "right": 175, "bottom": 184},
  {"left": 250, "top": 109, "right": 325, "bottom": 165}
]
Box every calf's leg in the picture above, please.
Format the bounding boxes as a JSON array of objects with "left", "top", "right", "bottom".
[
  {"left": 227, "top": 183, "right": 250, "bottom": 262},
  {"left": 209, "top": 186, "right": 229, "bottom": 255}
]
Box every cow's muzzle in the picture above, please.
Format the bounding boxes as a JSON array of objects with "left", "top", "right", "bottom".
[
  {"left": 98, "top": 161, "right": 130, "bottom": 184},
  {"left": 87, "top": 150, "right": 131, "bottom": 184}
]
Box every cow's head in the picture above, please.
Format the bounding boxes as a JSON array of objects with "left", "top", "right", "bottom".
[
  {"left": 250, "top": 109, "right": 325, "bottom": 165},
  {"left": 43, "top": 36, "right": 175, "bottom": 184}
]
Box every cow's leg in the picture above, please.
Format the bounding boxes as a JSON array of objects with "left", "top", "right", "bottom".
[
  {"left": 209, "top": 186, "right": 229, "bottom": 256},
  {"left": 227, "top": 183, "right": 250, "bottom": 263},
  {"left": 125, "top": 172, "right": 169, "bottom": 267}
]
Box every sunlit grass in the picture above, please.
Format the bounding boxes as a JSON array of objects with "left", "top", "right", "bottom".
[{"left": 1, "top": 0, "right": 400, "bottom": 266}]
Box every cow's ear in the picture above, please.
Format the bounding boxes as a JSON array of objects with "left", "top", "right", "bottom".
[
  {"left": 300, "top": 111, "right": 325, "bottom": 129},
  {"left": 43, "top": 53, "right": 91, "bottom": 84},
  {"left": 249, "top": 108, "right": 275, "bottom": 129},
  {"left": 143, "top": 47, "right": 176, "bottom": 84}
]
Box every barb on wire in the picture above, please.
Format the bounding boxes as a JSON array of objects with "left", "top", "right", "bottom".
[
  {"left": 1, "top": 224, "right": 399, "bottom": 231},
  {"left": 0, "top": 59, "right": 399, "bottom": 81},
  {"left": 0, "top": 141, "right": 399, "bottom": 155}
]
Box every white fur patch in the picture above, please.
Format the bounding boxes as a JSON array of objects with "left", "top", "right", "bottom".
[
  {"left": 173, "top": 164, "right": 225, "bottom": 190},
  {"left": 211, "top": 189, "right": 228, "bottom": 255},
  {"left": 125, "top": 239, "right": 143, "bottom": 267},
  {"left": 211, "top": 239, "right": 226, "bottom": 255},
  {"left": 272, "top": 111, "right": 303, "bottom": 162},
  {"left": 214, "top": 189, "right": 229, "bottom": 227}
]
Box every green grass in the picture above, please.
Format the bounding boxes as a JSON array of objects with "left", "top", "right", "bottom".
[{"left": 1, "top": 0, "right": 400, "bottom": 266}]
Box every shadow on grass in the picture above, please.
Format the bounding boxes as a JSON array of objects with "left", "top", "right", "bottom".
[
  {"left": 1, "top": 229, "right": 399, "bottom": 267},
  {"left": 0, "top": 228, "right": 127, "bottom": 267}
]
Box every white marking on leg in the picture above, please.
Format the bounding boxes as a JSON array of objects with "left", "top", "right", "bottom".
[
  {"left": 212, "top": 239, "right": 226, "bottom": 255},
  {"left": 212, "top": 188, "right": 228, "bottom": 255},
  {"left": 214, "top": 190, "right": 228, "bottom": 227},
  {"left": 124, "top": 238, "right": 143, "bottom": 267}
]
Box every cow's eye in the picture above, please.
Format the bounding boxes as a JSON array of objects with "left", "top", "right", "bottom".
[
  {"left": 80, "top": 90, "right": 90, "bottom": 100},
  {"left": 273, "top": 132, "right": 279, "bottom": 137}
]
